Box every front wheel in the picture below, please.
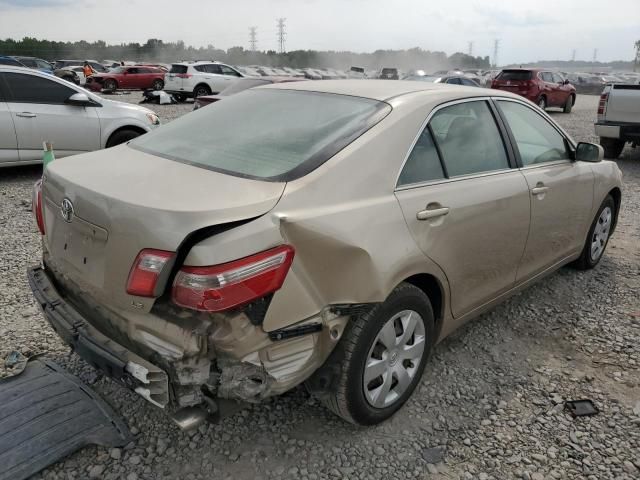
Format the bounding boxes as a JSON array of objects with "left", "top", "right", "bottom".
[
  {"left": 106, "top": 129, "right": 142, "bottom": 148},
  {"left": 193, "top": 84, "right": 211, "bottom": 98},
  {"left": 563, "top": 94, "right": 574, "bottom": 113},
  {"left": 571, "top": 195, "right": 615, "bottom": 270},
  {"left": 312, "top": 283, "right": 435, "bottom": 425}
]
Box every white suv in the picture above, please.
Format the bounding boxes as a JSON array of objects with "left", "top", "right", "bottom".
[{"left": 164, "top": 61, "right": 246, "bottom": 101}]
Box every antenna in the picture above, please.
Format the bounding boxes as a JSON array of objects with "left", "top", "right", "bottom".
[
  {"left": 276, "top": 18, "right": 286, "bottom": 54},
  {"left": 249, "top": 27, "right": 258, "bottom": 52},
  {"left": 493, "top": 39, "right": 500, "bottom": 68}
]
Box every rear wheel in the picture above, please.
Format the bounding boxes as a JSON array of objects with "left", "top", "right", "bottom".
[
  {"left": 563, "top": 94, "right": 574, "bottom": 113},
  {"left": 193, "top": 84, "right": 211, "bottom": 98},
  {"left": 313, "top": 283, "right": 435, "bottom": 425},
  {"left": 103, "top": 79, "right": 117, "bottom": 92},
  {"left": 152, "top": 79, "right": 164, "bottom": 91},
  {"left": 537, "top": 96, "right": 547, "bottom": 110},
  {"left": 599, "top": 137, "right": 625, "bottom": 159},
  {"left": 571, "top": 195, "right": 615, "bottom": 270},
  {"left": 106, "top": 129, "right": 142, "bottom": 148}
]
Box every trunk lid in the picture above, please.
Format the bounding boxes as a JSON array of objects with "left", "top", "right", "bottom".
[{"left": 41, "top": 145, "right": 285, "bottom": 311}]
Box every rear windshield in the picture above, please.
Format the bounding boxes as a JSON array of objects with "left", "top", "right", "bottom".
[
  {"left": 130, "top": 89, "right": 390, "bottom": 181},
  {"left": 497, "top": 70, "right": 533, "bottom": 81},
  {"left": 170, "top": 65, "right": 188, "bottom": 74}
]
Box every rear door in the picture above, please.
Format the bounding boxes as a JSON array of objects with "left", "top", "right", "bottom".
[
  {"left": 203, "top": 64, "right": 228, "bottom": 92},
  {"left": 1, "top": 71, "right": 101, "bottom": 160},
  {"left": 495, "top": 99, "right": 594, "bottom": 281},
  {"left": 0, "top": 78, "right": 19, "bottom": 164},
  {"left": 395, "top": 99, "right": 530, "bottom": 318}
]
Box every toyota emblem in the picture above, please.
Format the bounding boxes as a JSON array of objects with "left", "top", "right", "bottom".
[{"left": 60, "top": 198, "right": 74, "bottom": 223}]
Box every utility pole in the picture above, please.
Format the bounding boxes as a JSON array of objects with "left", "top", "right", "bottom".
[
  {"left": 249, "top": 27, "right": 258, "bottom": 52},
  {"left": 467, "top": 41, "right": 474, "bottom": 56},
  {"left": 276, "top": 18, "right": 286, "bottom": 54},
  {"left": 571, "top": 49, "right": 576, "bottom": 62},
  {"left": 493, "top": 39, "right": 500, "bottom": 68}
]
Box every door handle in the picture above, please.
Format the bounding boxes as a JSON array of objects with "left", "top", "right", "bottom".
[
  {"left": 16, "top": 112, "right": 36, "bottom": 118},
  {"left": 417, "top": 207, "right": 449, "bottom": 221},
  {"left": 531, "top": 186, "right": 549, "bottom": 195}
]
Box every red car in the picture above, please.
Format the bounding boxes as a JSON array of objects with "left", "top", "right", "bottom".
[
  {"left": 491, "top": 69, "right": 576, "bottom": 113},
  {"left": 86, "top": 66, "right": 165, "bottom": 92}
]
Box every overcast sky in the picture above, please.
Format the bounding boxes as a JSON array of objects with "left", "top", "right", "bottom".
[{"left": 0, "top": 0, "right": 638, "bottom": 64}]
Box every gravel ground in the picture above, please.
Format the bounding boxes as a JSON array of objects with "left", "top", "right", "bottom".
[{"left": 0, "top": 93, "right": 638, "bottom": 480}]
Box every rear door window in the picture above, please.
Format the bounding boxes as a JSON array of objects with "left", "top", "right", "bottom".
[
  {"left": 2, "top": 72, "right": 75, "bottom": 104},
  {"left": 397, "top": 127, "right": 445, "bottom": 186},
  {"left": 497, "top": 100, "right": 570, "bottom": 166},
  {"left": 429, "top": 101, "right": 510, "bottom": 177},
  {"left": 206, "top": 64, "right": 222, "bottom": 74}
]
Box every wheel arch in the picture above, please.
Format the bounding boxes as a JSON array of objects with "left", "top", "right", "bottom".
[
  {"left": 193, "top": 82, "right": 212, "bottom": 95},
  {"left": 402, "top": 273, "right": 445, "bottom": 338},
  {"left": 608, "top": 187, "right": 621, "bottom": 233},
  {"left": 105, "top": 125, "right": 147, "bottom": 148}
]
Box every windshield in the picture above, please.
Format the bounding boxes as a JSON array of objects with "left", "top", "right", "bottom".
[
  {"left": 108, "top": 66, "right": 126, "bottom": 74},
  {"left": 497, "top": 70, "right": 533, "bottom": 81},
  {"left": 130, "top": 89, "right": 390, "bottom": 181}
]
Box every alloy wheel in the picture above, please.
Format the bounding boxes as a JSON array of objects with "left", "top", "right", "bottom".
[
  {"left": 363, "top": 310, "right": 425, "bottom": 408},
  {"left": 590, "top": 206, "right": 612, "bottom": 261}
]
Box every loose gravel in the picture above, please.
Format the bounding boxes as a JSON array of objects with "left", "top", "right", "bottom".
[{"left": 0, "top": 93, "right": 638, "bottom": 480}]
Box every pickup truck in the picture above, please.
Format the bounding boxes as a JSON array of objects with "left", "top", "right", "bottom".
[{"left": 595, "top": 84, "right": 640, "bottom": 158}]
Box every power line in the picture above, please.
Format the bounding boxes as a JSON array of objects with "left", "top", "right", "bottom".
[
  {"left": 249, "top": 26, "right": 257, "bottom": 52},
  {"left": 276, "top": 18, "right": 286, "bottom": 54},
  {"left": 467, "top": 41, "right": 473, "bottom": 56},
  {"left": 493, "top": 39, "right": 500, "bottom": 68}
]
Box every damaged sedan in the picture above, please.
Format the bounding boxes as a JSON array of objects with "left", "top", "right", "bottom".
[{"left": 29, "top": 80, "right": 622, "bottom": 427}]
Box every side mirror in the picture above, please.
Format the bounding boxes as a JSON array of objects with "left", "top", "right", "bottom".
[
  {"left": 65, "top": 92, "right": 97, "bottom": 107},
  {"left": 575, "top": 142, "right": 603, "bottom": 163}
]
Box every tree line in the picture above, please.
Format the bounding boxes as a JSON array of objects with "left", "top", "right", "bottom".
[{"left": 0, "top": 37, "right": 491, "bottom": 71}]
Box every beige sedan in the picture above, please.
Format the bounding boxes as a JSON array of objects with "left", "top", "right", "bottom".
[{"left": 29, "top": 80, "right": 622, "bottom": 427}]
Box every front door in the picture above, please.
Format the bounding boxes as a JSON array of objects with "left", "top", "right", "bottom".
[
  {"left": 1, "top": 71, "right": 101, "bottom": 160},
  {"left": 395, "top": 99, "right": 531, "bottom": 318},
  {"left": 495, "top": 99, "right": 594, "bottom": 281}
]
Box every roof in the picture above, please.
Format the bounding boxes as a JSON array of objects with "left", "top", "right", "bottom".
[{"left": 263, "top": 79, "right": 516, "bottom": 102}]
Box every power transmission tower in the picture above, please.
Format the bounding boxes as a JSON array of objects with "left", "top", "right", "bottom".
[
  {"left": 493, "top": 39, "right": 500, "bottom": 68},
  {"left": 635, "top": 40, "right": 640, "bottom": 72},
  {"left": 468, "top": 41, "right": 474, "bottom": 56},
  {"left": 276, "top": 18, "right": 286, "bottom": 54},
  {"left": 249, "top": 27, "right": 258, "bottom": 52},
  {"left": 592, "top": 48, "right": 598, "bottom": 63},
  {"left": 571, "top": 49, "right": 576, "bottom": 61}
]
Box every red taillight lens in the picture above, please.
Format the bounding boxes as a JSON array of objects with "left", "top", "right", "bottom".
[
  {"left": 126, "top": 249, "right": 174, "bottom": 297},
  {"left": 172, "top": 245, "right": 295, "bottom": 312},
  {"left": 597, "top": 93, "right": 609, "bottom": 116},
  {"left": 32, "top": 180, "right": 45, "bottom": 235}
]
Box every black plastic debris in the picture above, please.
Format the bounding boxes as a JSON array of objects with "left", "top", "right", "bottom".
[
  {"left": 0, "top": 359, "right": 132, "bottom": 480},
  {"left": 3, "top": 350, "right": 28, "bottom": 375},
  {"left": 564, "top": 399, "right": 600, "bottom": 417}
]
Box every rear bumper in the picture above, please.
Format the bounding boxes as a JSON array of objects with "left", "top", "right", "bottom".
[
  {"left": 27, "top": 265, "right": 170, "bottom": 408},
  {"left": 595, "top": 122, "right": 640, "bottom": 142}
]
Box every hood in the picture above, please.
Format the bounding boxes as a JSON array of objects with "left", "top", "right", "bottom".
[{"left": 41, "top": 145, "right": 285, "bottom": 309}]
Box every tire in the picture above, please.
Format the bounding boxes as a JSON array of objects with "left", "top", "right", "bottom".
[
  {"left": 106, "top": 129, "right": 142, "bottom": 148},
  {"left": 173, "top": 93, "right": 187, "bottom": 102},
  {"left": 103, "top": 79, "right": 117, "bottom": 92},
  {"left": 599, "top": 137, "right": 625, "bottom": 159},
  {"left": 312, "top": 283, "right": 435, "bottom": 425},
  {"left": 152, "top": 79, "right": 164, "bottom": 91},
  {"left": 563, "top": 94, "right": 574, "bottom": 113},
  {"left": 537, "top": 96, "right": 547, "bottom": 110},
  {"left": 571, "top": 195, "right": 615, "bottom": 270},
  {"left": 193, "top": 84, "right": 211, "bottom": 98}
]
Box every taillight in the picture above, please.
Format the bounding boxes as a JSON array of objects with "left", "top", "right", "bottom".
[
  {"left": 172, "top": 245, "right": 295, "bottom": 312},
  {"left": 32, "top": 180, "right": 45, "bottom": 235},
  {"left": 597, "top": 92, "right": 609, "bottom": 118},
  {"left": 126, "top": 249, "right": 175, "bottom": 297}
]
